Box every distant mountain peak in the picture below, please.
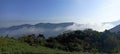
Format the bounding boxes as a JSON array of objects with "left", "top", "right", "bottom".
[
  {"left": 34, "top": 22, "right": 74, "bottom": 28},
  {"left": 110, "top": 24, "right": 120, "bottom": 33},
  {"left": 35, "top": 22, "right": 74, "bottom": 25}
]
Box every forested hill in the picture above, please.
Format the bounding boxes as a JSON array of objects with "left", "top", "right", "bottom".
[
  {"left": 45, "top": 29, "right": 120, "bottom": 53},
  {"left": 0, "top": 29, "right": 120, "bottom": 54}
]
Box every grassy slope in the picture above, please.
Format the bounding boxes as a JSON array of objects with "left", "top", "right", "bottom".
[
  {"left": 0, "top": 38, "right": 105, "bottom": 54},
  {"left": 0, "top": 38, "right": 83, "bottom": 54}
]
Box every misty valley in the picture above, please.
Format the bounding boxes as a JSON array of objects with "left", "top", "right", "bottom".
[
  {"left": 0, "top": 22, "right": 120, "bottom": 54},
  {"left": 1, "top": 0, "right": 120, "bottom": 54}
]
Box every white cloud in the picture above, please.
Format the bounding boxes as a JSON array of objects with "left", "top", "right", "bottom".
[{"left": 66, "top": 23, "right": 114, "bottom": 32}]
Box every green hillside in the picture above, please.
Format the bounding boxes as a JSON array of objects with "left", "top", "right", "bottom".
[
  {"left": 0, "top": 38, "right": 67, "bottom": 54},
  {"left": 0, "top": 37, "right": 92, "bottom": 54}
]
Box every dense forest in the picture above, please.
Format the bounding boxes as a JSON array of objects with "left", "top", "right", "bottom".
[{"left": 0, "top": 29, "right": 120, "bottom": 54}]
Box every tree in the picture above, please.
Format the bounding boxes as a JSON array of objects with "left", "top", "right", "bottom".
[{"left": 36, "top": 34, "right": 46, "bottom": 45}]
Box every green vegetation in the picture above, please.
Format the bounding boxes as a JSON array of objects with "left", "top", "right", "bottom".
[
  {"left": 0, "top": 29, "right": 120, "bottom": 54},
  {"left": 0, "top": 37, "right": 73, "bottom": 54},
  {"left": 45, "top": 29, "right": 120, "bottom": 53}
]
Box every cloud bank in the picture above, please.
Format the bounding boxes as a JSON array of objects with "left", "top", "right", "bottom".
[{"left": 66, "top": 23, "right": 114, "bottom": 32}]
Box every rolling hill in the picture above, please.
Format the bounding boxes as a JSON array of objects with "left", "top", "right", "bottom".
[{"left": 0, "top": 22, "right": 74, "bottom": 38}]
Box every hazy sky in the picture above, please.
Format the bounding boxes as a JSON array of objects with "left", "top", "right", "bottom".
[{"left": 0, "top": 0, "right": 120, "bottom": 28}]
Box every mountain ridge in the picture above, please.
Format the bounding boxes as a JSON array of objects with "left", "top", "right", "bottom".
[
  {"left": 110, "top": 24, "right": 120, "bottom": 33},
  {"left": 0, "top": 22, "right": 74, "bottom": 38}
]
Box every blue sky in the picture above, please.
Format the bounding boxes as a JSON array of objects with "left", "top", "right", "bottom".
[{"left": 0, "top": 0, "right": 120, "bottom": 29}]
